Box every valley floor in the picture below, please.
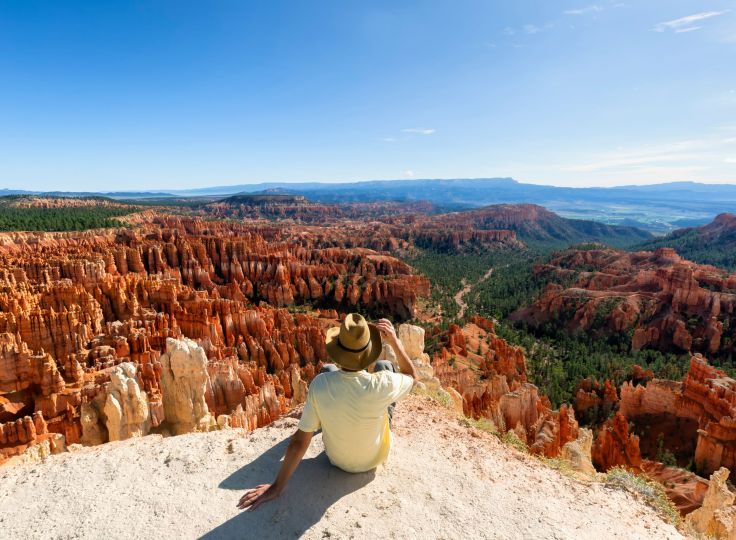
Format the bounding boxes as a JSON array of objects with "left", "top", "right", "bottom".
[{"left": 0, "top": 395, "right": 684, "bottom": 540}]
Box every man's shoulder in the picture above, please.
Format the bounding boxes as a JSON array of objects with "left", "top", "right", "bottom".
[
  {"left": 309, "top": 370, "right": 343, "bottom": 390},
  {"left": 371, "top": 369, "right": 412, "bottom": 386}
]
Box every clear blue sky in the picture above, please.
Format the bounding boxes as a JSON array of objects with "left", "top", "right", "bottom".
[{"left": 1, "top": 0, "right": 735, "bottom": 191}]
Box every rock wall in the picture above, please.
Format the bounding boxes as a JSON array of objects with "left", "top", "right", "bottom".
[
  {"left": 378, "top": 323, "right": 442, "bottom": 390},
  {"left": 200, "top": 199, "right": 521, "bottom": 254},
  {"left": 609, "top": 355, "right": 736, "bottom": 481},
  {"left": 591, "top": 412, "right": 642, "bottom": 471},
  {"left": 582, "top": 354, "right": 736, "bottom": 519}
]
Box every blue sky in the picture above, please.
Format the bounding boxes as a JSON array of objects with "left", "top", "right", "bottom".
[{"left": 1, "top": 1, "right": 735, "bottom": 191}]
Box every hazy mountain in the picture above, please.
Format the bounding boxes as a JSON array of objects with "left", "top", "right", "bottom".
[
  {"left": 4, "top": 178, "right": 736, "bottom": 232},
  {"left": 435, "top": 204, "right": 653, "bottom": 248},
  {"left": 165, "top": 179, "right": 736, "bottom": 232},
  {"left": 638, "top": 213, "right": 736, "bottom": 271}
]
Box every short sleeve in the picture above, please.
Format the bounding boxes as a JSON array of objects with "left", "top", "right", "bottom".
[
  {"left": 376, "top": 371, "right": 415, "bottom": 404},
  {"left": 298, "top": 387, "right": 321, "bottom": 432}
]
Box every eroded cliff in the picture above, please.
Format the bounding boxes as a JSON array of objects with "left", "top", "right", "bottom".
[{"left": 0, "top": 216, "right": 430, "bottom": 462}]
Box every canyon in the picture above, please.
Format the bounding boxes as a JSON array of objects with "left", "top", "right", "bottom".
[
  {"left": 0, "top": 209, "right": 582, "bottom": 473},
  {"left": 200, "top": 198, "right": 649, "bottom": 248},
  {"left": 0, "top": 215, "right": 431, "bottom": 463},
  {"left": 4, "top": 198, "right": 736, "bottom": 538},
  {"left": 565, "top": 353, "right": 736, "bottom": 518}
]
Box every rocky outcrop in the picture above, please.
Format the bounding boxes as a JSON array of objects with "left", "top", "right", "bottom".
[
  {"left": 686, "top": 467, "right": 736, "bottom": 538},
  {"left": 103, "top": 363, "right": 150, "bottom": 441},
  {"left": 432, "top": 317, "right": 578, "bottom": 457},
  {"left": 159, "top": 338, "right": 213, "bottom": 435},
  {"left": 561, "top": 428, "right": 596, "bottom": 477},
  {"left": 591, "top": 412, "right": 642, "bottom": 472},
  {"left": 607, "top": 355, "right": 736, "bottom": 481},
  {"left": 583, "top": 354, "right": 736, "bottom": 518},
  {"left": 379, "top": 323, "right": 442, "bottom": 390},
  {"left": 512, "top": 247, "right": 736, "bottom": 358},
  {"left": 201, "top": 199, "right": 522, "bottom": 254}
]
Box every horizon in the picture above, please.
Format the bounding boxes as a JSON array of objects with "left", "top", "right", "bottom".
[
  {"left": 1, "top": 1, "right": 735, "bottom": 190},
  {"left": 4, "top": 176, "right": 736, "bottom": 196}
]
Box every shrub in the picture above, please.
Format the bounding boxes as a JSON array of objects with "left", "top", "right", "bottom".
[
  {"left": 604, "top": 466, "right": 680, "bottom": 526},
  {"left": 497, "top": 430, "right": 528, "bottom": 452},
  {"left": 414, "top": 385, "right": 455, "bottom": 410},
  {"left": 459, "top": 416, "right": 497, "bottom": 434}
]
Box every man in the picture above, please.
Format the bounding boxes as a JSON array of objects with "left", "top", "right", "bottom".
[{"left": 237, "top": 313, "right": 417, "bottom": 511}]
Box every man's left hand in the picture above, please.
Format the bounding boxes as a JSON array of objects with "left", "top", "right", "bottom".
[{"left": 237, "top": 483, "right": 282, "bottom": 511}]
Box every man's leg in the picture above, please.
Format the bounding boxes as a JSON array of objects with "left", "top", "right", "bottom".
[
  {"left": 373, "top": 360, "right": 397, "bottom": 425},
  {"left": 320, "top": 363, "right": 339, "bottom": 374}
]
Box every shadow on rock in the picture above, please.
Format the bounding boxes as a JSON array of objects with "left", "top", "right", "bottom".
[{"left": 201, "top": 436, "right": 376, "bottom": 539}]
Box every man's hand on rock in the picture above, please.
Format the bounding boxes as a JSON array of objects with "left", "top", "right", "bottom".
[
  {"left": 375, "top": 319, "right": 399, "bottom": 346},
  {"left": 237, "top": 483, "right": 282, "bottom": 511}
]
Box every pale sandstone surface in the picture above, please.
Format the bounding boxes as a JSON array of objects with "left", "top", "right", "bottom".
[
  {"left": 0, "top": 396, "right": 684, "bottom": 540},
  {"left": 686, "top": 467, "right": 736, "bottom": 539}
]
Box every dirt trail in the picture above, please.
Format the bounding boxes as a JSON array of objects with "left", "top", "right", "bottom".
[
  {"left": 0, "top": 395, "right": 685, "bottom": 539},
  {"left": 454, "top": 266, "right": 494, "bottom": 319}
]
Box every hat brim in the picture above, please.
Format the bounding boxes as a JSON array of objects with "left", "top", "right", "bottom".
[{"left": 325, "top": 323, "right": 383, "bottom": 371}]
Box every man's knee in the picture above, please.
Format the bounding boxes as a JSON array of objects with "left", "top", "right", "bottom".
[
  {"left": 373, "top": 360, "right": 396, "bottom": 373},
  {"left": 320, "top": 363, "right": 340, "bottom": 374}
]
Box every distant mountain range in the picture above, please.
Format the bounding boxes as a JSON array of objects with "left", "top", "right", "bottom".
[{"left": 3, "top": 178, "right": 736, "bottom": 233}]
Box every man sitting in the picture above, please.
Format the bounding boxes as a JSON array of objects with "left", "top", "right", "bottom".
[{"left": 237, "top": 313, "right": 417, "bottom": 510}]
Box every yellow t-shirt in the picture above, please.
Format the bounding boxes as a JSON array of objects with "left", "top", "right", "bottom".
[{"left": 298, "top": 369, "right": 414, "bottom": 473}]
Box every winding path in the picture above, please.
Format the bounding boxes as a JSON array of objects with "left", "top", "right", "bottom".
[{"left": 454, "top": 266, "right": 494, "bottom": 319}]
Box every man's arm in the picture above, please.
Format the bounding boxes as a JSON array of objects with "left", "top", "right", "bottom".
[
  {"left": 237, "top": 428, "right": 313, "bottom": 511},
  {"left": 375, "top": 319, "right": 417, "bottom": 380}
]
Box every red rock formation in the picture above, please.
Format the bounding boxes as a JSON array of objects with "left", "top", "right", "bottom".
[
  {"left": 432, "top": 317, "right": 577, "bottom": 457},
  {"left": 591, "top": 412, "right": 642, "bottom": 471},
  {"left": 201, "top": 197, "right": 522, "bottom": 254},
  {"left": 573, "top": 378, "right": 619, "bottom": 424},
  {"left": 0, "top": 216, "right": 432, "bottom": 461},
  {"left": 513, "top": 247, "right": 736, "bottom": 358}
]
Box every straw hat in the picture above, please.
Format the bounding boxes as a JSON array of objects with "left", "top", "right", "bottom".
[{"left": 325, "top": 313, "right": 382, "bottom": 371}]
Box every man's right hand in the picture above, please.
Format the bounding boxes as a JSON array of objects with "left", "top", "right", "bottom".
[
  {"left": 375, "top": 319, "right": 399, "bottom": 346},
  {"left": 375, "top": 319, "right": 417, "bottom": 379}
]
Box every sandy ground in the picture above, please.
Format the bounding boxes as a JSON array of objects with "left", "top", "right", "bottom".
[{"left": 0, "top": 396, "right": 685, "bottom": 540}]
